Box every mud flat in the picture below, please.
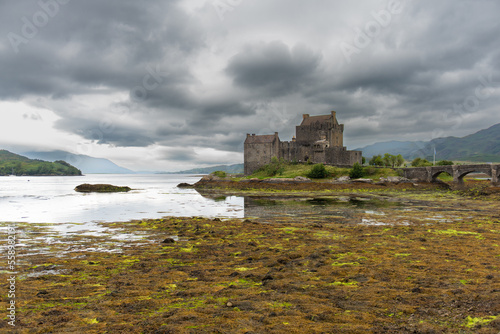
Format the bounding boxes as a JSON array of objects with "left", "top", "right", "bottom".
[{"left": 1, "top": 184, "right": 500, "bottom": 333}]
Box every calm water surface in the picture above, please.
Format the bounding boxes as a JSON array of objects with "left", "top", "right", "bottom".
[{"left": 0, "top": 174, "right": 243, "bottom": 224}]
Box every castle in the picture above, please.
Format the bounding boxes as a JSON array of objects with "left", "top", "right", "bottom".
[{"left": 244, "top": 111, "right": 362, "bottom": 175}]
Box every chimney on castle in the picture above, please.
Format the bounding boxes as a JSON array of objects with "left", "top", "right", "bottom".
[
  {"left": 331, "top": 111, "right": 336, "bottom": 118},
  {"left": 303, "top": 114, "right": 310, "bottom": 119}
]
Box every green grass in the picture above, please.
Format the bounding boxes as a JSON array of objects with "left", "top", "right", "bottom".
[{"left": 243, "top": 163, "right": 400, "bottom": 180}]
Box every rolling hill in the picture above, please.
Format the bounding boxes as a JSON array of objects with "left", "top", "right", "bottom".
[
  {"left": 0, "top": 150, "right": 82, "bottom": 176},
  {"left": 21, "top": 150, "right": 135, "bottom": 174},
  {"left": 356, "top": 123, "right": 500, "bottom": 162}
]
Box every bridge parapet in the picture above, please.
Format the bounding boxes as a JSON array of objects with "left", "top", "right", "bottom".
[{"left": 402, "top": 164, "right": 500, "bottom": 185}]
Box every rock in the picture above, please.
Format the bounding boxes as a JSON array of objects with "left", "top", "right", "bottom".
[
  {"left": 294, "top": 176, "right": 311, "bottom": 182},
  {"left": 36, "top": 290, "right": 49, "bottom": 297},
  {"left": 411, "top": 287, "right": 422, "bottom": 293},
  {"left": 161, "top": 237, "right": 176, "bottom": 244},
  {"left": 176, "top": 183, "right": 194, "bottom": 188},
  {"left": 263, "top": 178, "right": 295, "bottom": 183},
  {"left": 337, "top": 176, "right": 351, "bottom": 182},
  {"left": 200, "top": 174, "right": 213, "bottom": 181},
  {"left": 352, "top": 178, "right": 373, "bottom": 184},
  {"left": 240, "top": 178, "right": 262, "bottom": 183},
  {"left": 74, "top": 184, "right": 131, "bottom": 193},
  {"left": 226, "top": 302, "right": 233, "bottom": 307}
]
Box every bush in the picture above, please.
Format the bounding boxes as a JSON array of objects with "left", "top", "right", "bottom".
[
  {"left": 349, "top": 162, "right": 365, "bottom": 179},
  {"left": 212, "top": 171, "right": 227, "bottom": 178},
  {"left": 411, "top": 158, "right": 432, "bottom": 167},
  {"left": 363, "top": 166, "right": 377, "bottom": 176},
  {"left": 436, "top": 160, "right": 454, "bottom": 166},
  {"left": 307, "top": 164, "right": 329, "bottom": 179},
  {"left": 258, "top": 157, "right": 287, "bottom": 177}
]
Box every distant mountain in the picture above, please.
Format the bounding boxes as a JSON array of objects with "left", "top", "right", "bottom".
[
  {"left": 170, "top": 163, "right": 244, "bottom": 174},
  {"left": 0, "top": 150, "right": 82, "bottom": 176},
  {"left": 356, "top": 123, "right": 500, "bottom": 162},
  {"left": 21, "top": 150, "right": 135, "bottom": 174},
  {"left": 356, "top": 140, "right": 427, "bottom": 159}
]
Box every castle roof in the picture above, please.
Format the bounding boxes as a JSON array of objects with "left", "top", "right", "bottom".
[
  {"left": 300, "top": 114, "right": 331, "bottom": 126},
  {"left": 245, "top": 134, "right": 278, "bottom": 144}
]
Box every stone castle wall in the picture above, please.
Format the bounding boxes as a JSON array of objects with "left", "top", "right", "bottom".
[{"left": 244, "top": 112, "right": 362, "bottom": 175}]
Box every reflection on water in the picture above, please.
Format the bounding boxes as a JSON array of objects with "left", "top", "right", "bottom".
[{"left": 241, "top": 196, "right": 403, "bottom": 223}]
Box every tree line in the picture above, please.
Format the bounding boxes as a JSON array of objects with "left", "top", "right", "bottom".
[{"left": 368, "top": 153, "right": 453, "bottom": 167}]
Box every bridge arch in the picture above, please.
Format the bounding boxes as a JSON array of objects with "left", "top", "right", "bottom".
[
  {"left": 431, "top": 170, "right": 453, "bottom": 182},
  {"left": 456, "top": 169, "right": 492, "bottom": 184}
]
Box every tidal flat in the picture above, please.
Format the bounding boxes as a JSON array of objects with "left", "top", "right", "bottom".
[{"left": 1, "top": 183, "right": 500, "bottom": 333}]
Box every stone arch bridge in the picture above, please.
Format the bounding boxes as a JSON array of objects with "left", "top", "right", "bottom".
[{"left": 402, "top": 164, "right": 499, "bottom": 184}]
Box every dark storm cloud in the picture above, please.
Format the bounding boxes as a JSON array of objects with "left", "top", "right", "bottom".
[
  {"left": 55, "top": 117, "right": 155, "bottom": 147},
  {"left": 226, "top": 41, "right": 322, "bottom": 98},
  {"left": 0, "top": 0, "right": 202, "bottom": 99},
  {"left": 1, "top": 0, "right": 500, "bottom": 165}
]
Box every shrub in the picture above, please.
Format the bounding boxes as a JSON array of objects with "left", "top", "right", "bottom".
[
  {"left": 212, "top": 171, "right": 227, "bottom": 178},
  {"left": 436, "top": 160, "right": 454, "bottom": 166},
  {"left": 363, "top": 166, "right": 377, "bottom": 176},
  {"left": 258, "top": 157, "right": 287, "bottom": 177},
  {"left": 349, "top": 162, "right": 365, "bottom": 179},
  {"left": 307, "top": 164, "right": 329, "bottom": 179},
  {"left": 411, "top": 158, "right": 432, "bottom": 167}
]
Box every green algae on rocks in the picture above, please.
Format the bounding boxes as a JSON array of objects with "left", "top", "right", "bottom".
[{"left": 74, "top": 183, "right": 132, "bottom": 193}]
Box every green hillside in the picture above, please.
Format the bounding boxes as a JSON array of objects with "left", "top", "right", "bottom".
[
  {"left": 0, "top": 150, "right": 82, "bottom": 176},
  {"left": 170, "top": 163, "right": 244, "bottom": 174},
  {"left": 357, "top": 123, "right": 500, "bottom": 163},
  {"left": 422, "top": 123, "right": 500, "bottom": 162}
]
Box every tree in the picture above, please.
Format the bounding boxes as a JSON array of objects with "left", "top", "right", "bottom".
[
  {"left": 436, "top": 160, "right": 453, "bottom": 166},
  {"left": 307, "top": 163, "right": 329, "bottom": 179},
  {"left": 369, "top": 155, "right": 384, "bottom": 166},
  {"left": 411, "top": 157, "right": 432, "bottom": 167},
  {"left": 349, "top": 162, "right": 365, "bottom": 179},
  {"left": 396, "top": 154, "right": 405, "bottom": 167}
]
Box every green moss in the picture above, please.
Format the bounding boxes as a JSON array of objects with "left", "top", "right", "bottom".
[{"left": 464, "top": 315, "right": 498, "bottom": 328}]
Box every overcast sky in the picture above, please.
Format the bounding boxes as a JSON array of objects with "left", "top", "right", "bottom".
[{"left": 1, "top": 0, "right": 499, "bottom": 171}]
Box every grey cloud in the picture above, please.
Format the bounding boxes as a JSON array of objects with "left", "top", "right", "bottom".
[
  {"left": 160, "top": 148, "right": 198, "bottom": 162},
  {"left": 55, "top": 117, "right": 155, "bottom": 147},
  {"left": 0, "top": 0, "right": 203, "bottom": 100},
  {"left": 226, "top": 41, "right": 322, "bottom": 97}
]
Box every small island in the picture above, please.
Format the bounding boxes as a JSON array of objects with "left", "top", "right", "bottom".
[{"left": 75, "top": 183, "right": 132, "bottom": 193}]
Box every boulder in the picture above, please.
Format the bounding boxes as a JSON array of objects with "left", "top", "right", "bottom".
[
  {"left": 177, "top": 183, "right": 194, "bottom": 188},
  {"left": 263, "top": 178, "right": 295, "bottom": 183},
  {"left": 379, "top": 176, "right": 411, "bottom": 183},
  {"left": 337, "top": 176, "right": 351, "bottom": 182},
  {"left": 75, "top": 184, "right": 131, "bottom": 193},
  {"left": 352, "top": 178, "right": 373, "bottom": 184},
  {"left": 294, "top": 176, "right": 312, "bottom": 182}
]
